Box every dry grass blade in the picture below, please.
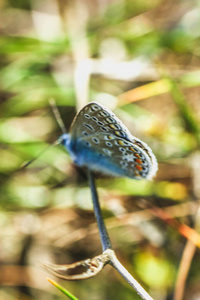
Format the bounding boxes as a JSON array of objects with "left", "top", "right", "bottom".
[{"left": 42, "top": 252, "right": 109, "bottom": 280}]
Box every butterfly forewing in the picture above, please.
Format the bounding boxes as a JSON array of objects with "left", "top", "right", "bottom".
[
  {"left": 67, "top": 102, "right": 157, "bottom": 179},
  {"left": 69, "top": 102, "right": 131, "bottom": 140}
]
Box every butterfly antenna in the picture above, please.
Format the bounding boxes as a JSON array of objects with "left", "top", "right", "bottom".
[
  {"left": 21, "top": 139, "right": 61, "bottom": 169},
  {"left": 49, "top": 98, "right": 67, "bottom": 134},
  {"left": 22, "top": 99, "right": 66, "bottom": 170}
]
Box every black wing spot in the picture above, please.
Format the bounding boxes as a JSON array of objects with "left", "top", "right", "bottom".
[
  {"left": 92, "top": 137, "right": 99, "bottom": 144},
  {"left": 101, "top": 126, "right": 109, "bottom": 132},
  {"left": 84, "top": 123, "right": 94, "bottom": 131},
  {"left": 84, "top": 114, "right": 90, "bottom": 119}
]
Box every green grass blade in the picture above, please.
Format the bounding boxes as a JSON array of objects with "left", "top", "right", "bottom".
[{"left": 47, "top": 278, "right": 79, "bottom": 300}]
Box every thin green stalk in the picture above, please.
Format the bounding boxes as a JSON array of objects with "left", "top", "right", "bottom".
[
  {"left": 47, "top": 278, "right": 79, "bottom": 300},
  {"left": 169, "top": 78, "right": 200, "bottom": 145}
]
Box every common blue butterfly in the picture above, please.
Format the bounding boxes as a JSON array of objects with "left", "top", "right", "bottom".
[{"left": 59, "top": 102, "right": 157, "bottom": 179}]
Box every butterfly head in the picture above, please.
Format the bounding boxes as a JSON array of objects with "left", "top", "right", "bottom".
[{"left": 58, "top": 133, "right": 71, "bottom": 147}]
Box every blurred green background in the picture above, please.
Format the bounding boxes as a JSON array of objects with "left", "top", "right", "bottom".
[{"left": 1, "top": 0, "right": 200, "bottom": 299}]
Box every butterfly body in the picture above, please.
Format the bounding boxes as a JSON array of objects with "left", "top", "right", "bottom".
[{"left": 60, "top": 102, "right": 157, "bottom": 179}]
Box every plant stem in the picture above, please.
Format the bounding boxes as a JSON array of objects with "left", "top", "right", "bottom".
[
  {"left": 87, "top": 170, "right": 112, "bottom": 251},
  {"left": 110, "top": 250, "right": 154, "bottom": 300},
  {"left": 87, "top": 171, "right": 155, "bottom": 300}
]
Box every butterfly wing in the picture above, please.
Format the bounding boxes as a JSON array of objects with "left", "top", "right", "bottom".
[
  {"left": 69, "top": 102, "right": 131, "bottom": 140},
  {"left": 65, "top": 102, "right": 157, "bottom": 179}
]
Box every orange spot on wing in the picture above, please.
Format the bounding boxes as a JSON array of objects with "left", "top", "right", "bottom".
[
  {"left": 135, "top": 159, "right": 142, "bottom": 164},
  {"left": 136, "top": 165, "right": 143, "bottom": 171}
]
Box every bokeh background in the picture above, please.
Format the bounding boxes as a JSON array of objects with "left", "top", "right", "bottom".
[{"left": 1, "top": 0, "right": 200, "bottom": 299}]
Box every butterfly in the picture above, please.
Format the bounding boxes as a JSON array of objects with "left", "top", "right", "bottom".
[{"left": 59, "top": 102, "right": 157, "bottom": 179}]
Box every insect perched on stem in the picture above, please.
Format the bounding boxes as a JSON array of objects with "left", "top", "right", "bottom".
[
  {"left": 58, "top": 101, "right": 158, "bottom": 179},
  {"left": 23, "top": 100, "right": 157, "bottom": 179}
]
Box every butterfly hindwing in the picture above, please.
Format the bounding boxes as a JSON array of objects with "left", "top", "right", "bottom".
[{"left": 73, "top": 132, "right": 153, "bottom": 179}]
